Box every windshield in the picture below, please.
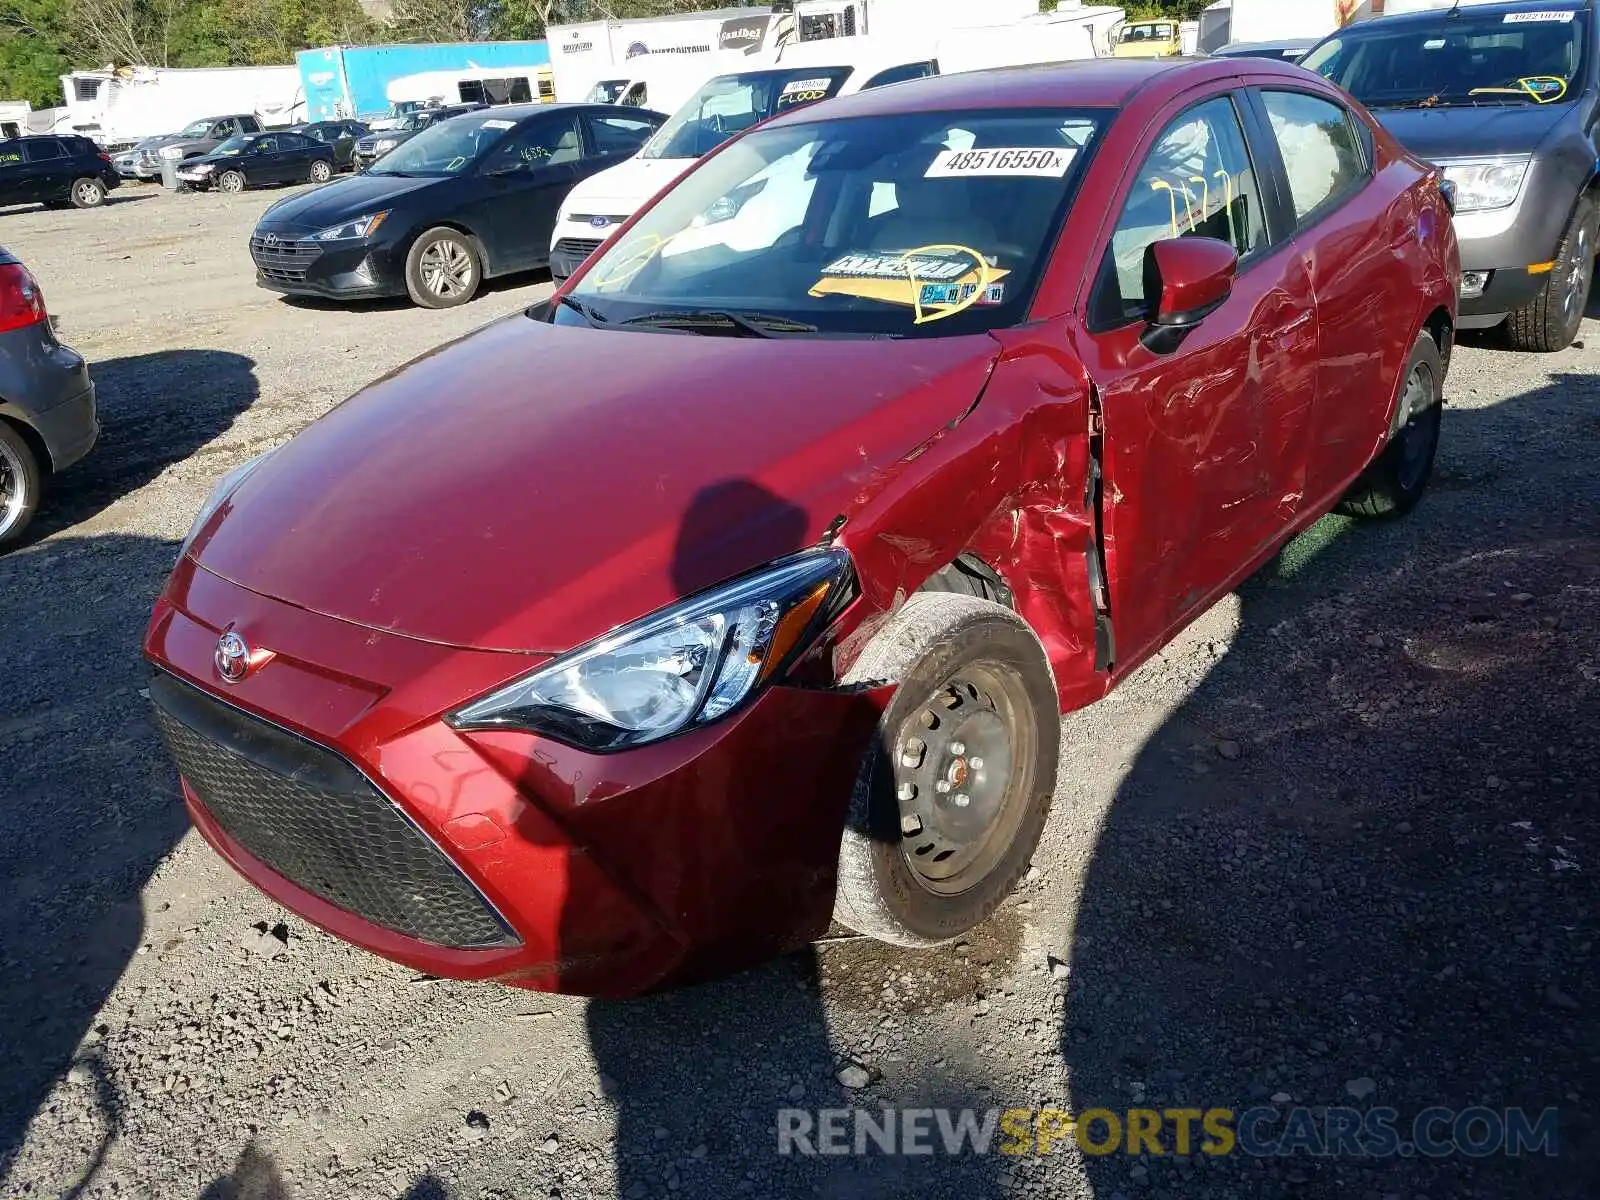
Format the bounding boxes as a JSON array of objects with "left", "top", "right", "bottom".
[
  {"left": 1303, "top": 7, "right": 1586, "bottom": 108},
  {"left": 1122, "top": 23, "right": 1176, "bottom": 42},
  {"left": 369, "top": 113, "right": 512, "bottom": 173},
  {"left": 565, "top": 108, "right": 1102, "bottom": 339},
  {"left": 178, "top": 119, "right": 214, "bottom": 137},
  {"left": 640, "top": 68, "right": 852, "bottom": 161},
  {"left": 588, "top": 79, "right": 630, "bottom": 104},
  {"left": 213, "top": 135, "right": 252, "bottom": 156}
]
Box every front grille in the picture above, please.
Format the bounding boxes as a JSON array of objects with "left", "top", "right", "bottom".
[
  {"left": 554, "top": 237, "right": 605, "bottom": 260},
  {"left": 250, "top": 234, "right": 321, "bottom": 284},
  {"left": 149, "top": 672, "right": 518, "bottom": 950}
]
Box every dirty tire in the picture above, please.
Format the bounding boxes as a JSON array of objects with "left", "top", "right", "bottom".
[
  {"left": 68, "top": 177, "right": 105, "bottom": 208},
  {"left": 0, "top": 421, "right": 43, "bottom": 549},
  {"left": 217, "top": 170, "right": 246, "bottom": 194},
  {"left": 833, "top": 593, "right": 1059, "bottom": 947},
  {"left": 405, "top": 227, "right": 481, "bottom": 309},
  {"left": 1505, "top": 195, "right": 1594, "bottom": 353},
  {"left": 1338, "top": 330, "right": 1443, "bottom": 519},
  {"left": 308, "top": 159, "right": 332, "bottom": 183}
]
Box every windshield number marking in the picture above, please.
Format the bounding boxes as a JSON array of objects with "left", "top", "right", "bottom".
[
  {"left": 925, "top": 147, "right": 1077, "bottom": 179},
  {"left": 1504, "top": 10, "right": 1575, "bottom": 22}
]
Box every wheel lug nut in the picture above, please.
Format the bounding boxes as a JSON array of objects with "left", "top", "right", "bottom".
[
  {"left": 953, "top": 793, "right": 971, "bottom": 808},
  {"left": 900, "top": 738, "right": 925, "bottom": 768},
  {"left": 898, "top": 783, "right": 917, "bottom": 802},
  {"left": 935, "top": 780, "right": 952, "bottom": 794},
  {"left": 969, "top": 756, "right": 983, "bottom": 770},
  {"left": 900, "top": 813, "right": 923, "bottom": 837},
  {"left": 950, "top": 741, "right": 966, "bottom": 756}
]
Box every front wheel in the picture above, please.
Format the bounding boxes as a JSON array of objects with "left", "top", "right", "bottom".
[
  {"left": 1338, "top": 330, "right": 1443, "bottom": 519},
  {"left": 217, "top": 170, "right": 246, "bottom": 195},
  {"left": 1505, "top": 196, "right": 1594, "bottom": 352},
  {"left": 308, "top": 159, "right": 332, "bottom": 184},
  {"left": 405, "top": 228, "right": 481, "bottom": 308},
  {"left": 68, "top": 177, "right": 106, "bottom": 208},
  {"left": 832, "top": 593, "right": 1060, "bottom": 947},
  {"left": 0, "top": 422, "right": 43, "bottom": 548}
]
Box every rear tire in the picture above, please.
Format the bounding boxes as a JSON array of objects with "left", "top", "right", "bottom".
[
  {"left": 308, "top": 159, "right": 332, "bottom": 184},
  {"left": 1505, "top": 195, "right": 1594, "bottom": 352},
  {"left": 0, "top": 422, "right": 43, "bottom": 548},
  {"left": 405, "top": 228, "right": 481, "bottom": 309},
  {"left": 217, "top": 170, "right": 246, "bottom": 195},
  {"left": 832, "top": 593, "right": 1060, "bottom": 947},
  {"left": 1337, "top": 330, "right": 1443, "bottom": 519},
  {"left": 68, "top": 177, "right": 105, "bottom": 209}
]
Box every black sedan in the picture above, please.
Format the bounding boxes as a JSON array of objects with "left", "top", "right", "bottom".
[
  {"left": 178, "top": 131, "right": 337, "bottom": 193},
  {"left": 296, "top": 120, "right": 370, "bottom": 170},
  {"left": 352, "top": 104, "right": 486, "bottom": 170},
  {"left": 249, "top": 103, "right": 666, "bottom": 308}
]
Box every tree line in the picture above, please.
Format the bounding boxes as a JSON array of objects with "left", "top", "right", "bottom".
[{"left": 0, "top": 0, "right": 1204, "bottom": 111}]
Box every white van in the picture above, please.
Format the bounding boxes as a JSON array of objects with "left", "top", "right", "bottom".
[
  {"left": 549, "top": 37, "right": 940, "bottom": 282},
  {"left": 582, "top": 52, "right": 751, "bottom": 116}
]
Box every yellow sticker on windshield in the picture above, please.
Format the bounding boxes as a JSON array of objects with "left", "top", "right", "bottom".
[
  {"left": 1469, "top": 75, "right": 1568, "bottom": 103},
  {"left": 809, "top": 246, "right": 1009, "bottom": 325}
]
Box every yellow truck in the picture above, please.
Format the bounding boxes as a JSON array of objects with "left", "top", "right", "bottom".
[{"left": 1113, "top": 19, "right": 1184, "bottom": 58}]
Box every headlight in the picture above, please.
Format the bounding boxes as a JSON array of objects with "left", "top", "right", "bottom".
[
  {"left": 189, "top": 163, "right": 214, "bottom": 174},
  {"left": 375, "top": 138, "right": 397, "bottom": 150},
  {"left": 1439, "top": 157, "right": 1530, "bottom": 213},
  {"left": 448, "top": 549, "right": 853, "bottom": 751},
  {"left": 308, "top": 211, "right": 390, "bottom": 242},
  {"left": 177, "top": 451, "right": 274, "bottom": 562}
]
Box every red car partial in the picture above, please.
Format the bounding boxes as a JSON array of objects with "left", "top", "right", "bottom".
[{"left": 145, "top": 58, "right": 1458, "bottom": 996}]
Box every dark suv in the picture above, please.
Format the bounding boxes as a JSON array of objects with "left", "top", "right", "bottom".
[
  {"left": 0, "top": 136, "right": 119, "bottom": 210},
  {"left": 1304, "top": 0, "right": 1599, "bottom": 351}
]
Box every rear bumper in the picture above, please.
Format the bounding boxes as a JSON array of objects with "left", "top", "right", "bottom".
[
  {"left": 28, "top": 384, "right": 98, "bottom": 470},
  {"left": 143, "top": 559, "right": 885, "bottom": 994},
  {"left": 0, "top": 336, "right": 98, "bottom": 470}
]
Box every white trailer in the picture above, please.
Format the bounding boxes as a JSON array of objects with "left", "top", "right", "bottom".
[
  {"left": 789, "top": 0, "right": 1037, "bottom": 42},
  {"left": 58, "top": 64, "right": 303, "bottom": 148},
  {"left": 384, "top": 65, "right": 555, "bottom": 107},
  {"left": 937, "top": 5, "right": 1127, "bottom": 73},
  {"left": 548, "top": 7, "right": 790, "bottom": 102}
]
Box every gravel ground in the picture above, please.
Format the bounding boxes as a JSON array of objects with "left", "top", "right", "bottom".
[{"left": 0, "top": 182, "right": 1596, "bottom": 1200}]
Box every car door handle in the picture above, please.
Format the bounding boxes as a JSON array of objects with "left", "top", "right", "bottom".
[
  {"left": 1269, "top": 312, "right": 1313, "bottom": 345},
  {"left": 1390, "top": 227, "right": 1417, "bottom": 249}
]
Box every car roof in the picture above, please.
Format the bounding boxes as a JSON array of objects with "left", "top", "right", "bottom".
[{"left": 763, "top": 57, "right": 1288, "bottom": 125}]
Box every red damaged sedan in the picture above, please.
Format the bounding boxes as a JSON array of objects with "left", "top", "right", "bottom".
[{"left": 146, "top": 59, "right": 1457, "bottom": 995}]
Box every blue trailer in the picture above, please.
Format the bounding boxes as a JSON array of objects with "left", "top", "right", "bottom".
[{"left": 296, "top": 42, "right": 551, "bottom": 123}]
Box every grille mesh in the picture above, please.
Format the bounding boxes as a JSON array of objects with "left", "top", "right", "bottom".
[
  {"left": 150, "top": 672, "right": 517, "bottom": 950},
  {"left": 249, "top": 235, "right": 321, "bottom": 284},
  {"left": 553, "top": 237, "right": 606, "bottom": 260}
]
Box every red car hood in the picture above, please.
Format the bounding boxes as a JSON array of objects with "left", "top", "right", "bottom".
[{"left": 190, "top": 316, "right": 1001, "bottom": 653}]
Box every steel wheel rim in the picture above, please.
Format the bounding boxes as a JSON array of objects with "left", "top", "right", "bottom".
[
  {"left": 420, "top": 240, "right": 473, "bottom": 298},
  {"left": 1565, "top": 224, "right": 1592, "bottom": 324},
  {"left": 1395, "top": 362, "right": 1437, "bottom": 492},
  {"left": 74, "top": 181, "right": 99, "bottom": 205},
  {"left": 891, "top": 664, "right": 1034, "bottom": 895},
  {"left": 221, "top": 173, "right": 243, "bottom": 193},
  {"left": 0, "top": 438, "right": 28, "bottom": 538}
]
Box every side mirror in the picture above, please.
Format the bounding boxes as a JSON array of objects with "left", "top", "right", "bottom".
[{"left": 1139, "top": 236, "right": 1238, "bottom": 353}]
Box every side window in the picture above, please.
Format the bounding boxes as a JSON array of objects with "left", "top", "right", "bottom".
[
  {"left": 1092, "top": 94, "right": 1266, "bottom": 328},
  {"left": 485, "top": 116, "right": 583, "bottom": 171},
  {"left": 255, "top": 136, "right": 278, "bottom": 154},
  {"left": 22, "top": 139, "right": 64, "bottom": 162},
  {"left": 622, "top": 82, "right": 647, "bottom": 107},
  {"left": 0, "top": 141, "right": 21, "bottom": 166},
  {"left": 1260, "top": 90, "right": 1368, "bottom": 226},
  {"left": 861, "top": 61, "right": 936, "bottom": 90},
  {"left": 584, "top": 115, "right": 657, "bottom": 156}
]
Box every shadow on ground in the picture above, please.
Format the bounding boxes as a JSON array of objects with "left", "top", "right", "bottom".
[{"left": 1064, "top": 376, "right": 1599, "bottom": 1195}]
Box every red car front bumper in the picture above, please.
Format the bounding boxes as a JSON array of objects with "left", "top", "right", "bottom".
[{"left": 145, "top": 557, "right": 886, "bottom": 995}]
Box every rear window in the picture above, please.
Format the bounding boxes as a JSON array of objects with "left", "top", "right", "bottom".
[
  {"left": 1304, "top": 7, "right": 1587, "bottom": 108},
  {"left": 0, "top": 141, "right": 21, "bottom": 167}
]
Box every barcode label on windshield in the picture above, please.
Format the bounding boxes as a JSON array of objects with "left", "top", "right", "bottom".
[
  {"left": 1504, "top": 11, "right": 1575, "bottom": 22},
  {"left": 925, "top": 147, "right": 1076, "bottom": 179}
]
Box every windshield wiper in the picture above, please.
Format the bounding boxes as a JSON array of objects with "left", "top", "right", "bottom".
[
  {"left": 555, "top": 294, "right": 609, "bottom": 327},
  {"left": 619, "top": 310, "right": 819, "bottom": 338}
]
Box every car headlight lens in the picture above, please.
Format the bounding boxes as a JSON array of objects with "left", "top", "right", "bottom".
[
  {"left": 375, "top": 138, "right": 397, "bottom": 150},
  {"left": 177, "top": 451, "right": 274, "bottom": 562},
  {"left": 308, "top": 211, "right": 390, "bottom": 242},
  {"left": 1440, "top": 157, "right": 1530, "bottom": 213},
  {"left": 189, "top": 162, "right": 214, "bottom": 173},
  {"left": 448, "top": 549, "right": 853, "bottom": 751}
]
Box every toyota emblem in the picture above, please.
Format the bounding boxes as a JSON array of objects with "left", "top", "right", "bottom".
[{"left": 215, "top": 631, "right": 251, "bottom": 682}]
